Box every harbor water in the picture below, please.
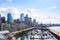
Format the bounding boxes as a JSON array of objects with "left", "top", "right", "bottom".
[{"left": 17, "top": 26, "right": 60, "bottom": 40}]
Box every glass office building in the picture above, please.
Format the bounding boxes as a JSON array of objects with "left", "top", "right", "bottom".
[
  {"left": 20, "top": 13, "right": 25, "bottom": 22},
  {"left": 7, "top": 13, "right": 13, "bottom": 23}
]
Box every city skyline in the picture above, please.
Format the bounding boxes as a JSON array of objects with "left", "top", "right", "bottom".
[
  {"left": 0, "top": 13, "right": 36, "bottom": 23},
  {"left": 0, "top": 0, "right": 60, "bottom": 24}
]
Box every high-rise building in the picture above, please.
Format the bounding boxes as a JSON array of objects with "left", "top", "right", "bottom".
[
  {"left": 25, "top": 14, "right": 29, "bottom": 24},
  {"left": 33, "top": 19, "right": 36, "bottom": 23},
  {"left": 26, "top": 14, "right": 28, "bottom": 18},
  {"left": 28, "top": 17, "right": 32, "bottom": 22},
  {"left": 14, "top": 19, "right": 20, "bottom": 23},
  {"left": 28, "top": 17, "right": 32, "bottom": 25},
  {"left": 0, "top": 14, "right": 1, "bottom": 18},
  {"left": 0, "top": 14, "right": 1, "bottom": 22},
  {"left": 20, "top": 13, "right": 25, "bottom": 22},
  {"left": 33, "top": 19, "right": 36, "bottom": 26},
  {"left": 0, "top": 14, "right": 1, "bottom": 30},
  {"left": 1, "top": 17, "right": 5, "bottom": 23},
  {"left": 7, "top": 13, "right": 13, "bottom": 23}
]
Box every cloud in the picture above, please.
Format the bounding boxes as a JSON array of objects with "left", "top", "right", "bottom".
[
  {"left": 8, "top": 7, "right": 20, "bottom": 19},
  {"left": 22, "top": 8, "right": 60, "bottom": 24},
  {"left": 0, "top": 7, "right": 60, "bottom": 24},
  {"left": 46, "top": 5, "right": 57, "bottom": 10},
  {"left": 0, "top": 7, "right": 7, "bottom": 15},
  {"left": 0, "top": 7, "right": 20, "bottom": 19}
]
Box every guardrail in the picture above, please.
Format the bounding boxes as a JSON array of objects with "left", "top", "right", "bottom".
[{"left": 48, "top": 29, "right": 60, "bottom": 40}]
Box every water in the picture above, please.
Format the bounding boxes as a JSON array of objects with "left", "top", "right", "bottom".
[
  {"left": 17, "top": 29, "right": 56, "bottom": 40},
  {"left": 49, "top": 26, "right": 60, "bottom": 32}
]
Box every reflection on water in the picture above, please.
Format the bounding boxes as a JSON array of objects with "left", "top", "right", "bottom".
[{"left": 17, "top": 29, "right": 55, "bottom": 40}]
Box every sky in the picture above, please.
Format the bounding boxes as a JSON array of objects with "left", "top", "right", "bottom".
[{"left": 0, "top": 0, "right": 60, "bottom": 24}]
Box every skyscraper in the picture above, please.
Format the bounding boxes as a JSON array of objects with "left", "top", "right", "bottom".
[
  {"left": 28, "top": 17, "right": 32, "bottom": 25},
  {"left": 7, "top": 13, "right": 13, "bottom": 23},
  {"left": 0, "top": 14, "right": 1, "bottom": 30},
  {"left": 0, "top": 14, "right": 1, "bottom": 22},
  {"left": 25, "top": 14, "right": 29, "bottom": 24},
  {"left": 33, "top": 19, "right": 36, "bottom": 26},
  {"left": 20, "top": 13, "right": 25, "bottom": 22},
  {"left": 1, "top": 17, "right": 5, "bottom": 23},
  {"left": 28, "top": 17, "right": 32, "bottom": 22},
  {"left": 33, "top": 19, "right": 36, "bottom": 23}
]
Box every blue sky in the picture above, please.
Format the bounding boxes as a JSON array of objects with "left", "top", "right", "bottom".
[{"left": 0, "top": 0, "right": 60, "bottom": 24}]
